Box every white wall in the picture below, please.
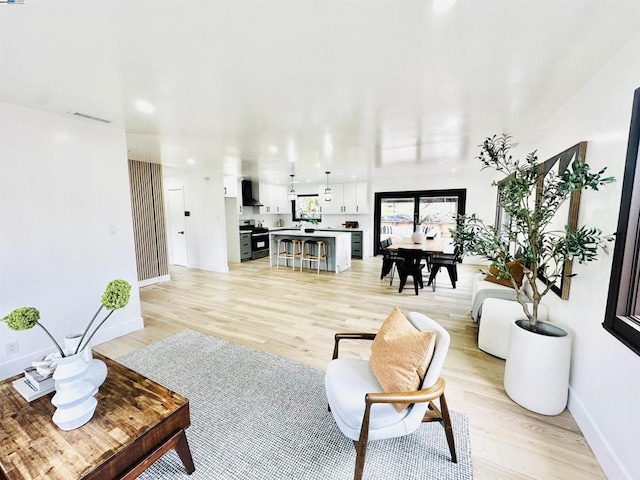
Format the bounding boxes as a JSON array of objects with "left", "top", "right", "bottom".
[
  {"left": 163, "top": 167, "right": 229, "bottom": 272},
  {"left": 518, "top": 33, "right": 640, "bottom": 480},
  {"left": 0, "top": 103, "right": 143, "bottom": 380}
]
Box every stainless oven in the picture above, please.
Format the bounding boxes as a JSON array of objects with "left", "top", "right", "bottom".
[
  {"left": 239, "top": 220, "right": 270, "bottom": 260},
  {"left": 251, "top": 231, "right": 270, "bottom": 259}
]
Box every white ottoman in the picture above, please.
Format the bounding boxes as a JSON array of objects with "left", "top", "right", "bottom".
[{"left": 477, "top": 298, "right": 548, "bottom": 359}]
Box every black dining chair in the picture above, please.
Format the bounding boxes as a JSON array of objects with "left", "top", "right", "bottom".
[
  {"left": 427, "top": 246, "right": 461, "bottom": 291},
  {"left": 379, "top": 238, "right": 401, "bottom": 286},
  {"left": 396, "top": 248, "right": 426, "bottom": 295}
]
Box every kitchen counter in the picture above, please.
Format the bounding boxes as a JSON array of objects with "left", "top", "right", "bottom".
[{"left": 269, "top": 230, "right": 352, "bottom": 273}]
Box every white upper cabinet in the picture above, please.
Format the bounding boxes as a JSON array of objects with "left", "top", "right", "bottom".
[
  {"left": 223, "top": 176, "right": 238, "bottom": 197},
  {"left": 259, "top": 183, "right": 291, "bottom": 215},
  {"left": 321, "top": 182, "right": 369, "bottom": 214},
  {"left": 354, "top": 181, "right": 369, "bottom": 213}
]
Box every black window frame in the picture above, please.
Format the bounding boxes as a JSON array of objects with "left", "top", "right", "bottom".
[
  {"left": 603, "top": 86, "right": 640, "bottom": 356},
  {"left": 374, "top": 188, "right": 466, "bottom": 255},
  {"left": 291, "top": 194, "right": 322, "bottom": 222}
]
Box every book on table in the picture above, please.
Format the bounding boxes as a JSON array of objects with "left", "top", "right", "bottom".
[
  {"left": 24, "top": 366, "right": 55, "bottom": 391},
  {"left": 12, "top": 378, "right": 55, "bottom": 402}
]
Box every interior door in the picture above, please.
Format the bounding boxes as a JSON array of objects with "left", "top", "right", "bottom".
[{"left": 167, "top": 188, "right": 188, "bottom": 266}]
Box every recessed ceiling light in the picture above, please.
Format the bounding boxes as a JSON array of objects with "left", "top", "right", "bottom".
[
  {"left": 186, "top": 158, "right": 196, "bottom": 165},
  {"left": 433, "top": 0, "right": 457, "bottom": 12},
  {"left": 269, "top": 145, "right": 278, "bottom": 154},
  {"left": 135, "top": 100, "right": 155, "bottom": 114}
]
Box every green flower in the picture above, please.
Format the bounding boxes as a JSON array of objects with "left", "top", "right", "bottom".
[
  {"left": 3, "top": 307, "right": 40, "bottom": 331},
  {"left": 101, "top": 279, "right": 131, "bottom": 310},
  {"left": 2, "top": 306, "right": 65, "bottom": 357},
  {"left": 3, "top": 278, "right": 133, "bottom": 358}
]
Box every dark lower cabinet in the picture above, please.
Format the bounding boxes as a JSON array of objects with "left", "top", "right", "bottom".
[
  {"left": 351, "top": 231, "right": 363, "bottom": 259},
  {"left": 240, "top": 232, "right": 252, "bottom": 262}
]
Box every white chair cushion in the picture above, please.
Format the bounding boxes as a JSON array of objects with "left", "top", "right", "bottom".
[
  {"left": 325, "top": 358, "right": 413, "bottom": 441},
  {"left": 325, "top": 312, "right": 449, "bottom": 442}
]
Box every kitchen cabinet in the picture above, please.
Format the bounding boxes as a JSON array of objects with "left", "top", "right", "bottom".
[
  {"left": 350, "top": 231, "right": 363, "bottom": 259},
  {"left": 320, "top": 182, "right": 369, "bottom": 214},
  {"left": 311, "top": 228, "right": 368, "bottom": 259},
  {"left": 259, "top": 183, "right": 291, "bottom": 215},
  {"left": 240, "top": 232, "right": 252, "bottom": 262},
  {"left": 223, "top": 176, "right": 238, "bottom": 197}
]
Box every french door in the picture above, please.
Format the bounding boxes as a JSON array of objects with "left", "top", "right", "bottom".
[{"left": 374, "top": 189, "right": 466, "bottom": 254}]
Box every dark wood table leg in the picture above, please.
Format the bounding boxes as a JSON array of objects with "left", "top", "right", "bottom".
[
  {"left": 175, "top": 429, "right": 196, "bottom": 474},
  {"left": 120, "top": 429, "right": 195, "bottom": 480}
]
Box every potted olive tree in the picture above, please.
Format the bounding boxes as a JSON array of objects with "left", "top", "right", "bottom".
[{"left": 453, "top": 134, "right": 614, "bottom": 414}]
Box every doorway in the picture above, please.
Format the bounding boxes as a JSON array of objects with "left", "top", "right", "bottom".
[
  {"left": 167, "top": 188, "right": 189, "bottom": 266},
  {"left": 374, "top": 189, "right": 466, "bottom": 254}
]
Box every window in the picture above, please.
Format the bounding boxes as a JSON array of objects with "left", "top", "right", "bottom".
[
  {"left": 292, "top": 194, "right": 321, "bottom": 222},
  {"left": 604, "top": 87, "right": 640, "bottom": 356}
]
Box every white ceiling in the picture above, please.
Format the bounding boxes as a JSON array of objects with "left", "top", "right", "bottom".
[{"left": 1, "top": 0, "right": 639, "bottom": 185}]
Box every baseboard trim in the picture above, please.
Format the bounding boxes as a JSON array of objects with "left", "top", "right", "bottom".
[
  {"left": 139, "top": 274, "right": 171, "bottom": 288},
  {"left": 568, "top": 387, "right": 633, "bottom": 480},
  {"left": 187, "top": 262, "right": 229, "bottom": 273}
]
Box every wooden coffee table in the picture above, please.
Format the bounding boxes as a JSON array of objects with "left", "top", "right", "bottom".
[{"left": 0, "top": 353, "right": 195, "bottom": 479}]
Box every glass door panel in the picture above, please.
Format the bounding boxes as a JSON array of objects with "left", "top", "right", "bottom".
[
  {"left": 418, "top": 196, "right": 459, "bottom": 239},
  {"left": 380, "top": 198, "right": 415, "bottom": 242}
]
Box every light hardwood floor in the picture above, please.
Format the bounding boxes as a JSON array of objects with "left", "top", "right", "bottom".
[{"left": 96, "top": 256, "right": 606, "bottom": 480}]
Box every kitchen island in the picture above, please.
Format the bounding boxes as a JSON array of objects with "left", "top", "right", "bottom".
[{"left": 269, "top": 230, "right": 352, "bottom": 273}]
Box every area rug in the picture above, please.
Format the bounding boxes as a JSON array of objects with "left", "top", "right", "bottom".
[{"left": 118, "top": 329, "right": 473, "bottom": 479}]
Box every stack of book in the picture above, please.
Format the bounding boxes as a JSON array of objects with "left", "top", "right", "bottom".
[{"left": 13, "top": 365, "right": 56, "bottom": 402}]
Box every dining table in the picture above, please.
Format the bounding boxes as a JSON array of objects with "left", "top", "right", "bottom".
[
  {"left": 382, "top": 237, "right": 452, "bottom": 287},
  {"left": 385, "top": 237, "right": 447, "bottom": 254}
]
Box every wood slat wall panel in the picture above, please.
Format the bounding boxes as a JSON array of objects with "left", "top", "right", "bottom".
[
  {"left": 150, "top": 162, "right": 169, "bottom": 278},
  {"left": 128, "top": 160, "right": 169, "bottom": 283}
]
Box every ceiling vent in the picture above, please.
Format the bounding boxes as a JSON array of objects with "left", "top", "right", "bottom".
[{"left": 69, "top": 112, "right": 111, "bottom": 124}]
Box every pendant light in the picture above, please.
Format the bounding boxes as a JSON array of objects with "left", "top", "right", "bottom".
[
  {"left": 288, "top": 174, "right": 297, "bottom": 201},
  {"left": 324, "top": 171, "right": 332, "bottom": 202}
]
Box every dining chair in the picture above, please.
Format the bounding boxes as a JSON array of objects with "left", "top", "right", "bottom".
[
  {"left": 379, "top": 239, "right": 401, "bottom": 286},
  {"left": 325, "top": 310, "right": 457, "bottom": 480},
  {"left": 427, "top": 246, "right": 461, "bottom": 291},
  {"left": 396, "top": 248, "right": 425, "bottom": 295}
]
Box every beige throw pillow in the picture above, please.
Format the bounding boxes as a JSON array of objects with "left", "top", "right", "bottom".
[
  {"left": 370, "top": 307, "right": 437, "bottom": 412},
  {"left": 484, "top": 259, "right": 525, "bottom": 288}
]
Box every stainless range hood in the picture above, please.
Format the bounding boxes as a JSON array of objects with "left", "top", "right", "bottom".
[{"left": 241, "top": 180, "right": 263, "bottom": 207}]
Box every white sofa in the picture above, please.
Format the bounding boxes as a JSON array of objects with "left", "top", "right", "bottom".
[
  {"left": 478, "top": 297, "right": 548, "bottom": 359},
  {"left": 471, "top": 272, "right": 547, "bottom": 359},
  {"left": 471, "top": 272, "right": 524, "bottom": 322}
]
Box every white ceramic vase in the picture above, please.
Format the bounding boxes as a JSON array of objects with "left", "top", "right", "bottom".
[
  {"left": 411, "top": 230, "right": 425, "bottom": 244},
  {"left": 503, "top": 319, "right": 572, "bottom": 415},
  {"left": 50, "top": 334, "right": 108, "bottom": 431}
]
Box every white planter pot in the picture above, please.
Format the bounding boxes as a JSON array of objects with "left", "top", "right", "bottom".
[{"left": 503, "top": 319, "right": 572, "bottom": 415}]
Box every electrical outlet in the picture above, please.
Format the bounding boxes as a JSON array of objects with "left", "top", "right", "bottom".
[{"left": 5, "top": 340, "right": 19, "bottom": 355}]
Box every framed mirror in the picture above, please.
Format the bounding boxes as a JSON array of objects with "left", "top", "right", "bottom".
[
  {"left": 494, "top": 175, "right": 512, "bottom": 237},
  {"left": 536, "top": 141, "right": 588, "bottom": 299}
]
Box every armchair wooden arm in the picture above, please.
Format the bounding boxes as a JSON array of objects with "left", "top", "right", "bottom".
[
  {"left": 332, "top": 333, "right": 376, "bottom": 360},
  {"left": 354, "top": 377, "right": 456, "bottom": 477},
  {"left": 364, "top": 377, "right": 446, "bottom": 407}
]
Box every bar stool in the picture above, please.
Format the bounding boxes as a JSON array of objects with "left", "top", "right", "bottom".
[
  {"left": 276, "top": 239, "right": 301, "bottom": 270},
  {"left": 301, "top": 240, "right": 327, "bottom": 273}
]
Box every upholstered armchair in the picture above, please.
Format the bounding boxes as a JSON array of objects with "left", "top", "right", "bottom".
[{"left": 324, "top": 310, "right": 457, "bottom": 480}]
